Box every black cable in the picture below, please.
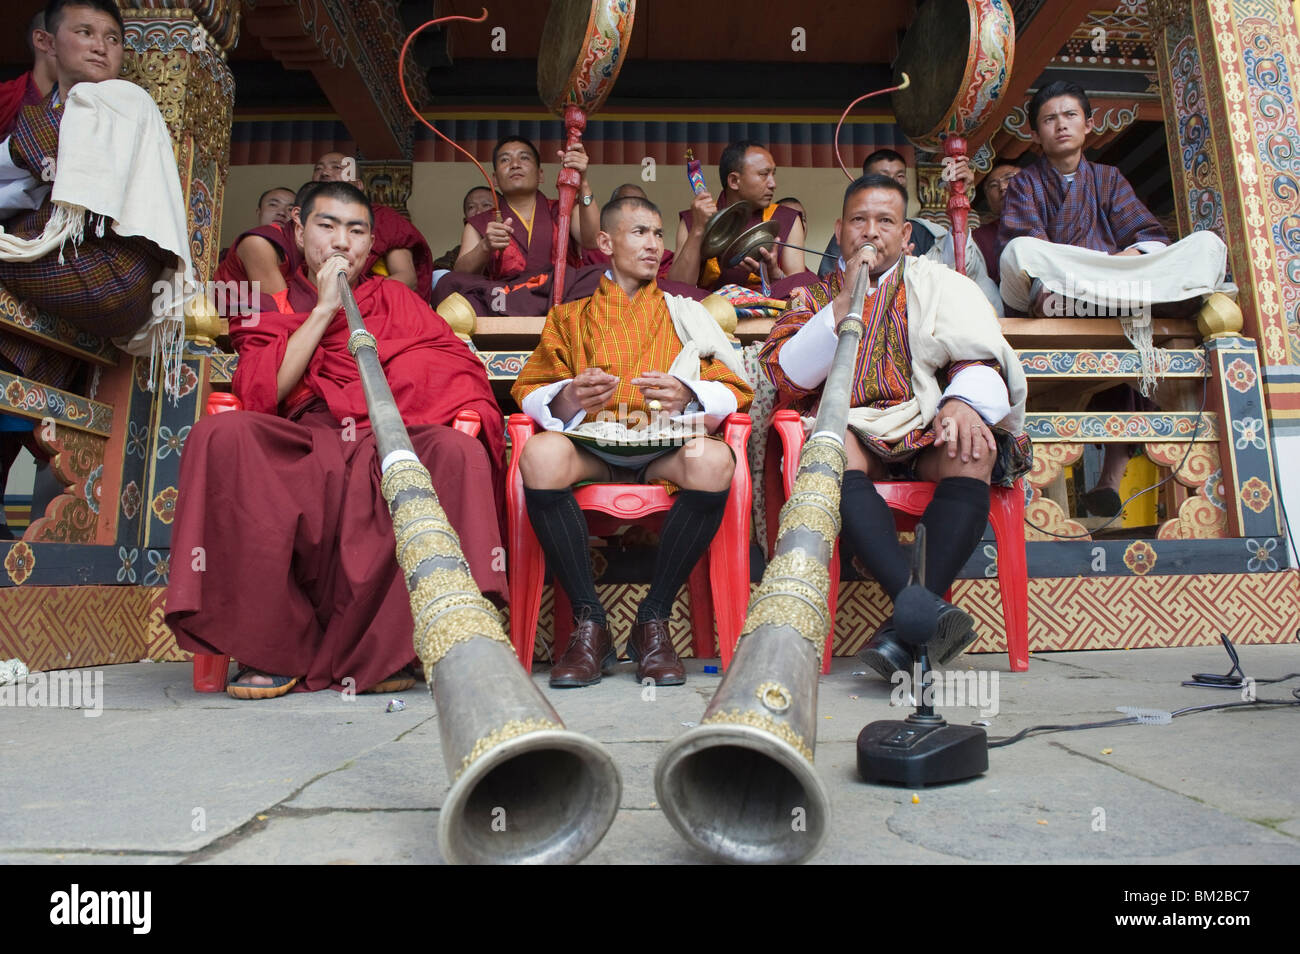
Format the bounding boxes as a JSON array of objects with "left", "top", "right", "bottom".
[
  {"left": 1022, "top": 344, "right": 1210, "bottom": 540},
  {"left": 987, "top": 694, "right": 1300, "bottom": 747}
]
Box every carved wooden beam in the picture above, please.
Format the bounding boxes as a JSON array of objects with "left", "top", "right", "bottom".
[{"left": 241, "top": 0, "right": 429, "bottom": 159}]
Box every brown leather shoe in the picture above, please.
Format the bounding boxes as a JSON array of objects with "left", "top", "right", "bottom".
[
  {"left": 627, "top": 619, "right": 686, "bottom": 686},
  {"left": 549, "top": 619, "right": 617, "bottom": 688}
]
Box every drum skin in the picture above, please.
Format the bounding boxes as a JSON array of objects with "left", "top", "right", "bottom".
[
  {"left": 538, "top": 0, "right": 637, "bottom": 117},
  {"left": 891, "top": 0, "right": 1015, "bottom": 152}
]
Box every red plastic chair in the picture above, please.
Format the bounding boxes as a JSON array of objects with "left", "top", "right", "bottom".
[
  {"left": 190, "top": 393, "right": 484, "bottom": 692},
  {"left": 506, "top": 412, "right": 752, "bottom": 671},
  {"left": 769, "top": 409, "right": 1028, "bottom": 673}
]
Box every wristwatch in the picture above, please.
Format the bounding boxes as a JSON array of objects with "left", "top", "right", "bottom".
[{"left": 581, "top": 193, "right": 593, "bottom": 207}]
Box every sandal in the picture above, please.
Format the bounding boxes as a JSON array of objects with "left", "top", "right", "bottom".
[
  {"left": 226, "top": 668, "right": 300, "bottom": 700},
  {"left": 362, "top": 667, "right": 416, "bottom": 694}
]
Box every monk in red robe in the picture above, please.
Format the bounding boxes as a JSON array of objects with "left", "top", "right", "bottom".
[
  {"left": 433, "top": 135, "right": 608, "bottom": 315},
  {"left": 166, "top": 182, "right": 506, "bottom": 698},
  {"left": 313, "top": 151, "right": 434, "bottom": 300},
  {"left": 211, "top": 186, "right": 298, "bottom": 316},
  {"left": 668, "top": 140, "right": 813, "bottom": 297}
]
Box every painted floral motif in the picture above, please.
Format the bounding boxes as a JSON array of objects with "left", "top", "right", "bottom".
[
  {"left": 143, "top": 550, "right": 170, "bottom": 586},
  {"left": 1122, "top": 540, "right": 1157, "bottom": 576},
  {"left": 120, "top": 481, "right": 141, "bottom": 520},
  {"left": 117, "top": 546, "right": 138, "bottom": 583},
  {"left": 125, "top": 420, "right": 148, "bottom": 459},
  {"left": 4, "top": 542, "right": 35, "bottom": 585},
  {"left": 983, "top": 543, "right": 998, "bottom": 578},
  {"left": 4, "top": 379, "right": 27, "bottom": 407},
  {"left": 1232, "top": 417, "right": 1266, "bottom": 450},
  {"left": 151, "top": 486, "right": 178, "bottom": 524},
  {"left": 1224, "top": 357, "right": 1257, "bottom": 393},
  {"left": 1245, "top": 538, "right": 1279, "bottom": 572},
  {"left": 83, "top": 464, "right": 102, "bottom": 515},
  {"left": 175, "top": 363, "right": 199, "bottom": 399},
  {"left": 1203, "top": 469, "right": 1226, "bottom": 511},
  {"left": 1240, "top": 476, "right": 1272, "bottom": 514},
  {"left": 156, "top": 425, "right": 191, "bottom": 460}
]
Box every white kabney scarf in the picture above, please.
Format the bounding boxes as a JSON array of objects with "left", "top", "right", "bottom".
[
  {"left": 0, "top": 79, "right": 195, "bottom": 396},
  {"left": 843, "top": 255, "right": 1026, "bottom": 443}
]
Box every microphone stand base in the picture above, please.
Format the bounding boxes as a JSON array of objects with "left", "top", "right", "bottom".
[{"left": 856, "top": 716, "right": 988, "bottom": 788}]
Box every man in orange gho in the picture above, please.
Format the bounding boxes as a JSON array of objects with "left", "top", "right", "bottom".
[{"left": 512, "top": 196, "right": 753, "bottom": 689}]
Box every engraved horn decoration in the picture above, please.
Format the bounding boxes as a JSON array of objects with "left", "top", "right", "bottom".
[
  {"left": 337, "top": 272, "right": 621, "bottom": 864},
  {"left": 653, "top": 257, "right": 876, "bottom": 863}
]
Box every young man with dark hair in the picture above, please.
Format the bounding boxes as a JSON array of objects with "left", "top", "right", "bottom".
[
  {"left": 435, "top": 134, "right": 604, "bottom": 315},
  {"left": 0, "top": 0, "right": 191, "bottom": 387},
  {"left": 311, "top": 150, "right": 434, "bottom": 299},
  {"left": 668, "top": 140, "right": 809, "bottom": 293},
  {"left": 167, "top": 181, "right": 507, "bottom": 698},
  {"left": 761, "top": 174, "right": 1030, "bottom": 679},
  {"left": 512, "top": 195, "right": 752, "bottom": 688},
  {"left": 999, "top": 80, "right": 1235, "bottom": 514}
]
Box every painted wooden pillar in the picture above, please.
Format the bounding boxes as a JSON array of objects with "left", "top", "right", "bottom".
[
  {"left": 1151, "top": 0, "right": 1298, "bottom": 547},
  {"left": 118, "top": 4, "right": 239, "bottom": 553}
]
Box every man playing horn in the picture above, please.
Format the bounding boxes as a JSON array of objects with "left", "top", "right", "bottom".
[
  {"left": 313, "top": 150, "right": 435, "bottom": 300},
  {"left": 761, "top": 174, "right": 1031, "bottom": 679},
  {"left": 512, "top": 196, "right": 753, "bottom": 688},
  {"left": 167, "top": 181, "right": 506, "bottom": 698}
]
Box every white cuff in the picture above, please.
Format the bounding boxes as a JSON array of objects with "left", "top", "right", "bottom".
[
  {"left": 1128, "top": 240, "right": 1168, "bottom": 255},
  {"left": 520, "top": 379, "right": 586, "bottom": 432},
  {"left": 777, "top": 302, "right": 838, "bottom": 390},
  {"left": 941, "top": 364, "right": 1009, "bottom": 425},
  {"left": 673, "top": 377, "right": 738, "bottom": 432},
  {"left": 0, "top": 136, "right": 47, "bottom": 219}
]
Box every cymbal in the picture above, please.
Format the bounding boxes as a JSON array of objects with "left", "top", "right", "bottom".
[
  {"left": 701, "top": 200, "right": 756, "bottom": 260},
  {"left": 722, "top": 219, "right": 781, "bottom": 269}
]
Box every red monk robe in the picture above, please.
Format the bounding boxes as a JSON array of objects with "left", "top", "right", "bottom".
[
  {"left": 165, "top": 270, "right": 507, "bottom": 693},
  {"left": 369, "top": 203, "right": 435, "bottom": 301},
  {"left": 431, "top": 191, "right": 607, "bottom": 315},
  {"left": 211, "top": 221, "right": 301, "bottom": 316},
  {"left": 0, "top": 70, "right": 42, "bottom": 139},
  {"left": 679, "top": 199, "right": 815, "bottom": 296}
]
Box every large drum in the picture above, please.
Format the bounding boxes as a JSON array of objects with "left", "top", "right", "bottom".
[
  {"left": 891, "top": 0, "right": 1015, "bottom": 152},
  {"left": 537, "top": 0, "right": 637, "bottom": 305},
  {"left": 538, "top": 0, "right": 636, "bottom": 115}
]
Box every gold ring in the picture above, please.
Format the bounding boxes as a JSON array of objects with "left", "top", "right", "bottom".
[{"left": 648, "top": 399, "right": 663, "bottom": 412}]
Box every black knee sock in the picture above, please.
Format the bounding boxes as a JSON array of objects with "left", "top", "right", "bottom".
[
  {"left": 523, "top": 487, "right": 605, "bottom": 626},
  {"left": 839, "top": 470, "right": 910, "bottom": 600},
  {"left": 918, "top": 476, "right": 990, "bottom": 596},
  {"left": 638, "top": 488, "right": 730, "bottom": 623}
]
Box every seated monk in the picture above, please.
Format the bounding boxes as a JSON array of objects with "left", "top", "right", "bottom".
[
  {"left": 668, "top": 140, "right": 813, "bottom": 297},
  {"left": 209, "top": 185, "right": 297, "bottom": 315},
  {"left": 971, "top": 161, "right": 1020, "bottom": 288},
  {"left": 512, "top": 196, "right": 753, "bottom": 688},
  {"left": 434, "top": 135, "right": 606, "bottom": 315},
  {"left": 0, "top": 0, "right": 191, "bottom": 389},
  {"left": 0, "top": 11, "right": 57, "bottom": 139},
  {"left": 760, "top": 174, "right": 1031, "bottom": 680},
  {"left": 432, "top": 185, "right": 498, "bottom": 271},
  {"left": 313, "top": 151, "right": 434, "bottom": 300},
  {"left": 165, "top": 182, "right": 507, "bottom": 698},
  {"left": 998, "top": 80, "right": 1235, "bottom": 515}
]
